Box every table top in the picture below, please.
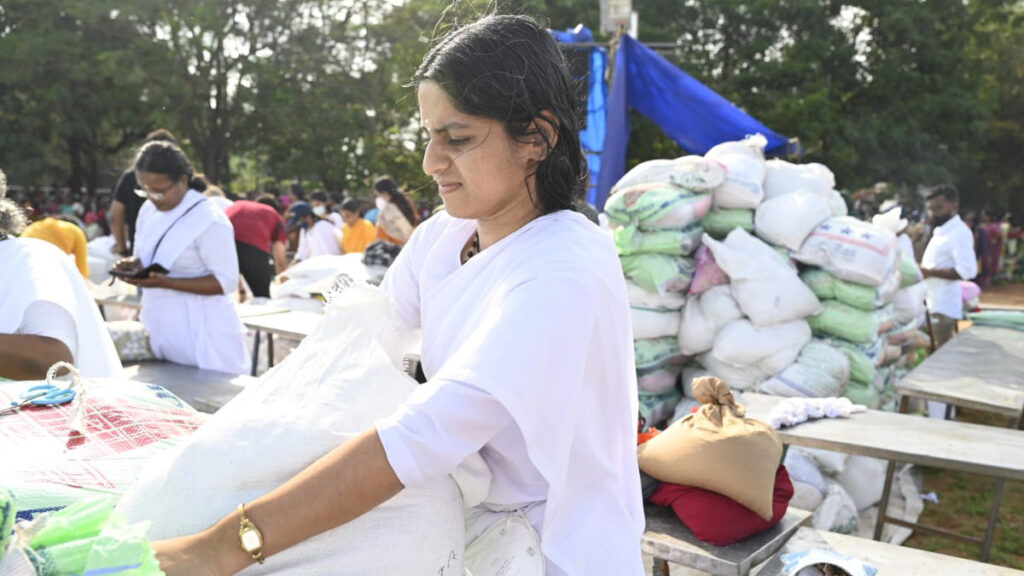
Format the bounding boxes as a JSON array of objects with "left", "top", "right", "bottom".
[
  {"left": 121, "top": 361, "right": 256, "bottom": 413},
  {"left": 242, "top": 309, "right": 322, "bottom": 339},
  {"left": 741, "top": 392, "right": 1024, "bottom": 482},
  {"left": 754, "top": 527, "right": 1024, "bottom": 575},
  {"left": 643, "top": 504, "right": 811, "bottom": 576},
  {"left": 897, "top": 325, "right": 1024, "bottom": 417}
]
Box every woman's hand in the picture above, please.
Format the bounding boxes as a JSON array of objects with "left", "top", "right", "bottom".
[
  {"left": 112, "top": 256, "right": 142, "bottom": 274},
  {"left": 153, "top": 528, "right": 240, "bottom": 576},
  {"left": 120, "top": 271, "right": 168, "bottom": 288}
]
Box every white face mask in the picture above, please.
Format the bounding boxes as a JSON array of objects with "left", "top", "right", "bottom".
[
  {"left": 374, "top": 197, "right": 387, "bottom": 211},
  {"left": 312, "top": 205, "right": 326, "bottom": 216}
]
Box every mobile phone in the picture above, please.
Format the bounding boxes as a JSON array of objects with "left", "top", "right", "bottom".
[{"left": 109, "top": 263, "right": 169, "bottom": 279}]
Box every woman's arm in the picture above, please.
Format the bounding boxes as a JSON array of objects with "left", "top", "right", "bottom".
[
  {"left": 0, "top": 334, "right": 73, "bottom": 380},
  {"left": 121, "top": 273, "right": 224, "bottom": 295},
  {"left": 153, "top": 428, "right": 403, "bottom": 576}
]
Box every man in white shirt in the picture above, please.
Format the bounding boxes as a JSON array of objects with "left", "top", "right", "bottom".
[
  {"left": 288, "top": 201, "right": 342, "bottom": 266},
  {"left": 921, "top": 185, "right": 978, "bottom": 348}
]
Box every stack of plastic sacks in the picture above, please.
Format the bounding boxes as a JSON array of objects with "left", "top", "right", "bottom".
[
  {"left": 604, "top": 155, "right": 724, "bottom": 429},
  {"left": 0, "top": 492, "right": 163, "bottom": 576},
  {"left": 673, "top": 137, "right": 840, "bottom": 407},
  {"left": 791, "top": 216, "right": 906, "bottom": 409}
]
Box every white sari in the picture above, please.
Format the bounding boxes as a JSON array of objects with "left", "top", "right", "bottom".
[
  {"left": 134, "top": 190, "right": 249, "bottom": 374},
  {"left": 376, "top": 210, "right": 645, "bottom": 575}
]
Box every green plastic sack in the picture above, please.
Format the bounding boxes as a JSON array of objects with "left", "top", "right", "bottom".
[
  {"left": 808, "top": 300, "right": 881, "bottom": 344},
  {"left": 17, "top": 496, "right": 164, "bottom": 576},
  {"left": 0, "top": 487, "right": 14, "bottom": 564},
  {"left": 605, "top": 185, "right": 710, "bottom": 230},
  {"left": 620, "top": 253, "right": 695, "bottom": 294},
  {"left": 638, "top": 389, "right": 683, "bottom": 430},
  {"left": 844, "top": 378, "right": 880, "bottom": 409},
  {"left": 899, "top": 255, "right": 923, "bottom": 288},
  {"left": 967, "top": 310, "right": 1024, "bottom": 331},
  {"left": 614, "top": 224, "right": 703, "bottom": 256},
  {"left": 635, "top": 337, "right": 684, "bottom": 371},
  {"left": 701, "top": 209, "right": 754, "bottom": 239},
  {"left": 823, "top": 338, "right": 879, "bottom": 386},
  {"left": 801, "top": 269, "right": 880, "bottom": 311}
]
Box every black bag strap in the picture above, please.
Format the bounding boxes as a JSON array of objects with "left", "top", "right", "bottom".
[{"left": 149, "top": 198, "right": 209, "bottom": 265}]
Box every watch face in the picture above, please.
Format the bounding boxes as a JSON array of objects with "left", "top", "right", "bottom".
[{"left": 241, "top": 528, "right": 262, "bottom": 551}]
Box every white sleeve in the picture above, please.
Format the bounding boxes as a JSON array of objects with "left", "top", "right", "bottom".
[
  {"left": 954, "top": 229, "right": 978, "bottom": 280},
  {"left": 380, "top": 221, "right": 434, "bottom": 330},
  {"left": 17, "top": 300, "right": 79, "bottom": 362},
  {"left": 295, "top": 230, "right": 311, "bottom": 261},
  {"left": 196, "top": 221, "right": 240, "bottom": 295},
  {"left": 376, "top": 380, "right": 512, "bottom": 488}
]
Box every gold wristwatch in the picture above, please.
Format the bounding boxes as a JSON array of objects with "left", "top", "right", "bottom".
[{"left": 237, "top": 503, "right": 265, "bottom": 564}]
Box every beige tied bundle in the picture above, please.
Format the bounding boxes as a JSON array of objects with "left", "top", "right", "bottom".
[{"left": 637, "top": 376, "right": 782, "bottom": 520}]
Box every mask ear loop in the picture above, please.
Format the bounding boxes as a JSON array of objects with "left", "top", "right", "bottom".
[{"left": 45, "top": 361, "right": 87, "bottom": 437}]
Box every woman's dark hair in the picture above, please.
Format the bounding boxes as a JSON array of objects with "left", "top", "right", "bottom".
[
  {"left": 414, "top": 14, "right": 586, "bottom": 214},
  {"left": 310, "top": 190, "right": 329, "bottom": 204},
  {"left": 373, "top": 175, "right": 417, "bottom": 227},
  {"left": 256, "top": 193, "right": 281, "bottom": 213},
  {"left": 134, "top": 141, "right": 206, "bottom": 191},
  {"left": 340, "top": 198, "right": 364, "bottom": 217}
]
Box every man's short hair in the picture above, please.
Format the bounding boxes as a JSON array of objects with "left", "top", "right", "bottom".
[
  {"left": 926, "top": 185, "right": 959, "bottom": 204},
  {"left": 310, "top": 190, "right": 328, "bottom": 203}
]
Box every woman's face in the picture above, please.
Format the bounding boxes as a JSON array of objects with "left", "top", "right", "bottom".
[
  {"left": 340, "top": 209, "right": 359, "bottom": 227},
  {"left": 417, "top": 81, "right": 539, "bottom": 223},
  {"left": 136, "top": 171, "right": 188, "bottom": 211}
]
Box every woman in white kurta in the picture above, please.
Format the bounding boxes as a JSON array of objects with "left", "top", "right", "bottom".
[
  {"left": 116, "top": 142, "right": 249, "bottom": 374},
  {"left": 154, "top": 15, "right": 644, "bottom": 576}
]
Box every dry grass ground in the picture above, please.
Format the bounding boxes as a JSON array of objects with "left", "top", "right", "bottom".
[{"left": 902, "top": 284, "right": 1024, "bottom": 569}]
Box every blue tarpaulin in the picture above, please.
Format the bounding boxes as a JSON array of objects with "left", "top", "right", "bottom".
[
  {"left": 550, "top": 26, "right": 608, "bottom": 205},
  {"left": 551, "top": 30, "right": 790, "bottom": 208}
]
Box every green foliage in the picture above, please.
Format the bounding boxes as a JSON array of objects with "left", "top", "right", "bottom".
[{"left": 0, "top": 0, "right": 1021, "bottom": 216}]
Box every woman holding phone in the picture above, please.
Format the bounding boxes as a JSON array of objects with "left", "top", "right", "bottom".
[{"left": 113, "top": 142, "right": 249, "bottom": 374}]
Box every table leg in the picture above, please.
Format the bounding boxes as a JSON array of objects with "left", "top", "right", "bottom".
[
  {"left": 268, "top": 333, "right": 275, "bottom": 368},
  {"left": 652, "top": 557, "right": 670, "bottom": 576},
  {"left": 982, "top": 478, "right": 1007, "bottom": 561},
  {"left": 873, "top": 460, "right": 899, "bottom": 541},
  {"left": 251, "top": 330, "right": 261, "bottom": 377}
]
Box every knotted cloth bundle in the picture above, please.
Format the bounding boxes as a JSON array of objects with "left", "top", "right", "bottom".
[{"left": 637, "top": 377, "right": 782, "bottom": 520}]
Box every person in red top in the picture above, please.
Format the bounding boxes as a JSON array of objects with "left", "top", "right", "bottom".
[{"left": 226, "top": 195, "right": 288, "bottom": 298}]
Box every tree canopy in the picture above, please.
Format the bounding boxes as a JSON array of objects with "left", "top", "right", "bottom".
[{"left": 0, "top": 0, "right": 1020, "bottom": 213}]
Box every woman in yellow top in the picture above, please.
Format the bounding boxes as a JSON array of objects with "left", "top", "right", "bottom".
[
  {"left": 339, "top": 198, "right": 376, "bottom": 253},
  {"left": 372, "top": 176, "right": 417, "bottom": 246},
  {"left": 21, "top": 215, "right": 90, "bottom": 278}
]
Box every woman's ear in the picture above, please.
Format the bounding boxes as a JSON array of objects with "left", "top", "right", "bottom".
[{"left": 527, "top": 111, "right": 560, "bottom": 162}]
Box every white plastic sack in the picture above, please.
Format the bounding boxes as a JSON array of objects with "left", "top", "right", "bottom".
[
  {"left": 836, "top": 456, "right": 887, "bottom": 511},
  {"left": 793, "top": 217, "right": 899, "bottom": 287},
  {"left": 677, "top": 285, "right": 743, "bottom": 355},
  {"left": 891, "top": 281, "right": 927, "bottom": 325},
  {"left": 706, "top": 135, "right": 767, "bottom": 210},
  {"left": 680, "top": 366, "right": 713, "bottom": 399},
  {"left": 698, "top": 350, "right": 768, "bottom": 391},
  {"left": 117, "top": 281, "right": 483, "bottom": 576},
  {"left": 828, "top": 190, "right": 849, "bottom": 217},
  {"left": 814, "top": 480, "right": 860, "bottom": 534},
  {"left": 762, "top": 160, "right": 835, "bottom": 200},
  {"left": 784, "top": 449, "right": 828, "bottom": 511},
  {"left": 625, "top": 279, "right": 686, "bottom": 311},
  {"left": 754, "top": 192, "right": 832, "bottom": 251},
  {"left": 800, "top": 447, "right": 850, "bottom": 475},
  {"left": 271, "top": 254, "right": 377, "bottom": 299},
  {"left": 712, "top": 319, "right": 811, "bottom": 376},
  {"left": 631, "top": 307, "right": 682, "bottom": 340},
  {"left": 638, "top": 367, "right": 681, "bottom": 395},
  {"left": 704, "top": 229, "right": 822, "bottom": 327},
  {"left": 610, "top": 156, "right": 727, "bottom": 193}
]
